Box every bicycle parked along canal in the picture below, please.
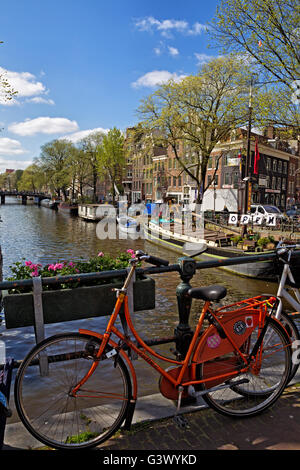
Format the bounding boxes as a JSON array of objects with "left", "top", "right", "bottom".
[
  {"left": 270, "top": 241, "right": 300, "bottom": 381},
  {"left": 14, "top": 247, "right": 292, "bottom": 450}
]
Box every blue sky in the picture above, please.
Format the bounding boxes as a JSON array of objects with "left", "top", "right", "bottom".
[{"left": 0, "top": 0, "right": 220, "bottom": 172}]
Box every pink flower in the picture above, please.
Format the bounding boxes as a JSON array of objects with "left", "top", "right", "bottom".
[
  {"left": 127, "top": 249, "right": 135, "bottom": 255},
  {"left": 68, "top": 262, "right": 74, "bottom": 267},
  {"left": 48, "top": 264, "right": 55, "bottom": 271},
  {"left": 98, "top": 252, "right": 104, "bottom": 257},
  {"left": 54, "top": 263, "right": 64, "bottom": 270},
  {"left": 25, "top": 260, "right": 32, "bottom": 266}
]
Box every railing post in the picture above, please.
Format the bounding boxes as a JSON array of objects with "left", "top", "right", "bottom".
[
  {"left": 174, "top": 257, "right": 196, "bottom": 359},
  {"left": 32, "top": 277, "right": 48, "bottom": 376},
  {"left": 126, "top": 268, "right": 138, "bottom": 360}
]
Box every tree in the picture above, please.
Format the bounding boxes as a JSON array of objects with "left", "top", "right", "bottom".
[
  {"left": 66, "top": 146, "right": 92, "bottom": 199},
  {"left": 97, "top": 127, "right": 125, "bottom": 204},
  {"left": 18, "top": 164, "right": 45, "bottom": 192},
  {"left": 138, "top": 55, "right": 253, "bottom": 203},
  {"left": 38, "top": 139, "right": 75, "bottom": 199},
  {"left": 79, "top": 132, "right": 106, "bottom": 202},
  {"left": 209, "top": 0, "right": 300, "bottom": 88}
]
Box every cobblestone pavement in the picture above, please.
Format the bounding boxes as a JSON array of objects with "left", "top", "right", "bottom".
[{"left": 98, "top": 383, "right": 300, "bottom": 451}]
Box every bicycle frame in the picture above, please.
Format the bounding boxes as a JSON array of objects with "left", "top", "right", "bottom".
[
  {"left": 275, "top": 262, "right": 300, "bottom": 318},
  {"left": 71, "top": 262, "right": 275, "bottom": 401}
]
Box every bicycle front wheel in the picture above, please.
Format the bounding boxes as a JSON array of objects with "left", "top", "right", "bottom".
[
  {"left": 198, "top": 318, "right": 291, "bottom": 418},
  {"left": 14, "top": 333, "right": 132, "bottom": 450}
]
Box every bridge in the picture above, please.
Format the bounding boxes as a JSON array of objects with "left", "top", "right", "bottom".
[{"left": 0, "top": 190, "right": 51, "bottom": 205}]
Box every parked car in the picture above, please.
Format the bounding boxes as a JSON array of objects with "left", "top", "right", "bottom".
[
  {"left": 249, "top": 204, "right": 284, "bottom": 223},
  {"left": 286, "top": 206, "right": 300, "bottom": 219}
]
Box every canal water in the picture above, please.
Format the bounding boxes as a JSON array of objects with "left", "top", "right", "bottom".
[{"left": 0, "top": 198, "right": 284, "bottom": 418}]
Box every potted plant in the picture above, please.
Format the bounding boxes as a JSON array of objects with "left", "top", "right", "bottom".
[{"left": 3, "top": 250, "right": 155, "bottom": 329}]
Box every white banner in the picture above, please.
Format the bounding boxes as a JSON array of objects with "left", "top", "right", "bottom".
[
  {"left": 240, "top": 215, "right": 251, "bottom": 225},
  {"left": 228, "top": 213, "right": 278, "bottom": 226},
  {"left": 228, "top": 213, "right": 238, "bottom": 225}
]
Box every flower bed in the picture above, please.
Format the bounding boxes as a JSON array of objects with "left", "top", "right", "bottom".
[
  {"left": 6, "top": 249, "right": 138, "bottom": 293},
  {"left": 3, "top": 250, "right": 155, "bottom": 329}
]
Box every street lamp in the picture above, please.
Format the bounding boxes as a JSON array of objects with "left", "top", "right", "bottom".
[{"left": 242, "top": 77, "right": 254, "bottom": 237}]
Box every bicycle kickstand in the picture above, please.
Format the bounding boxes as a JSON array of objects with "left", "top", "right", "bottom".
[{"left": 173, "top": 386, "right": 189, "bottom": 429}]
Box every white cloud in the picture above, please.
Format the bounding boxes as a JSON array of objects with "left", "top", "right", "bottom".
[
  {"left": 0, "top": 137, "right": 29, "bottom": 155},
  {"left": 0, "top": 67, "right": 54, "bottom": 106},
  {"left": 188, "top": 23, "right": 210, "bottom": 35},
  {"left": 194, "top": 53, "right": 219, "bottom": 65},
  {"left": 26, "top": 97, "right": 55, "bottom": 105},
  {"left": 134, "top": 16, "right": 207, "bottom": 36},
  {"left": 0, "top": 157, "right": 32, "bottom": 172},
  {"left": 132, "top": 70, "right": 187, "bottom": 88},
  {"left": 168, "top": 46, "right": 179, "bottom": 56},
  {"left": 135, "top": 16, "right": 188, "bottom": 34},
  {"left": 62, "top": 127, "right": 109, "bottom": 143},
  {"left": 8, "top": 117, "right": 79, "bottom": 136}
]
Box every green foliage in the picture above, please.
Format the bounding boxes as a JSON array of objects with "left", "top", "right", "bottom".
[
  {"left": 97, "top": 127, "right": 125, "bottom": 203},
  {"left": 257, "top": 236, "right": 275, "bottom": 247},
  {"left": 231, "top": 235, "right": 243, "bottom": 245}
]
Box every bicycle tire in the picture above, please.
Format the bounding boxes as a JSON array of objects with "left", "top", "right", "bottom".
[
  {"left": 278, "top": 311, "right": 300, "bottom": 382},
  {"left": 14, "top": 332, "right": 132, "bottom": 450},
  {"left": 197, "top": 318, "right": 291, "bottom": 418}
]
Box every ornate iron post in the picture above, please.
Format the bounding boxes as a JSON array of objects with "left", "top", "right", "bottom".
[{"left": 174, "top": 257, "right": 196, "bottom": 359}]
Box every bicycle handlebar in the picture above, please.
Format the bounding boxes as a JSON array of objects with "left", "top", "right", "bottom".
[
  {"left": 135, "top": 250, "right": 169, "bottom": 267},
  {"left": 144, "top": 254, "right": 170, "bottom": 267}
]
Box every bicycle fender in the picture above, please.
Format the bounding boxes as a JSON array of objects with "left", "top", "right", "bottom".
[
  {"left": 193, "top": 309, "right": 262, "bottom": 364},
  {"left": 79, "top": 328, "right": 137, "bottom": 400}
]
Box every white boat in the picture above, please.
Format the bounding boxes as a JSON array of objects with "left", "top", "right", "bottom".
[
  {"left": 117, "top": 216, "right": 141, "bottom": 234},
  {"left": 78, "top": 204, "right": 114, "bottom": 221}
]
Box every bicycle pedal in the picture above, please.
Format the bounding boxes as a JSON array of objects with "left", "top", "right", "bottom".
[{"left": 173, "top": 414, "right": 189, "bottom": 429}]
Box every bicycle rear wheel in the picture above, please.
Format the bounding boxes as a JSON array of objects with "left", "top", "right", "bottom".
[
  {"left": 198, "top": 318, "right": 291, "bottom": 418},
  {"left": 278, "top": 311, "right": 300, "bottom": 382},
  {"left": 14, "top": 333, "right": 132, "bottom": 450}
]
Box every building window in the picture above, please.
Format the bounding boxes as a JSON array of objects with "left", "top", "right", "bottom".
[
  {"left": 224, "top": 151, "right": 239, "bottom": 167},
  {"left": 282, "top": 178, "right": 286, "bottom": 190},
  {"left": 266, "top": 158, "right": 271, "bottom": 171},
  {"left": 283, "top": 161, "right": 288, "bottom": 174},
  {"left": 224, "top": 173, "right": 231, "bottom": 185},
  {"left": 273, "top": 160, "right": 277, "bottom": 172},
  {"left": 277, "top": 177, "right": 281, "bottom": 190},
  {"left": 278, "top": 160, "right": 282, "bottom": 173}
]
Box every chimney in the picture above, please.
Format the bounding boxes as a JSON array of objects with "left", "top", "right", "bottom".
[{"left": 266, "top": 125, "right": 274, "bottom": 139}]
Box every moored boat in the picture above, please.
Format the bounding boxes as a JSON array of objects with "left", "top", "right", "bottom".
[
  {"left": 117, "top": 216, "right": 141, "bottom": 234},
  {"left": 58, "top": 202, "right": 78, "bottom": 216},
  {"left": 40, "top": 199, "right": 59, "bottom": 210},
  {"left": 143, "top": 221, "right": 300, "bottom": 281},
  {"left": 78, "top": 204, "right": 115, "bottom": 221}
]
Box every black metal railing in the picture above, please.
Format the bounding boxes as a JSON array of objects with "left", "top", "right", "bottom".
[{"left": 0, "top": 250, "right": 282, "bottom": 292}]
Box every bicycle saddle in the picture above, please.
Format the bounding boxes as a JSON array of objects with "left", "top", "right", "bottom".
[{"left": 187, "top": 285, "right": 227, "bottom": 302}]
